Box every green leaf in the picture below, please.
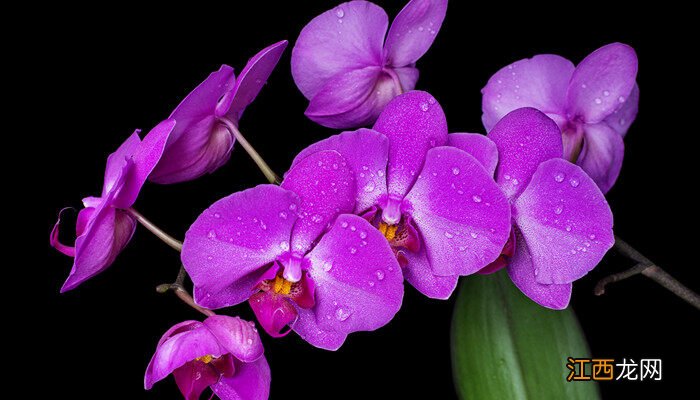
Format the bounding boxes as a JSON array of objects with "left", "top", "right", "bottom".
[{"left": 451, "top": 271, "right": 599, "bottom": 400}]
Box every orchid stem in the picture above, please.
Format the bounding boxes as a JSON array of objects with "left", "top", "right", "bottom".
[
  {"left": 220, "top": 118, "right": 281, "bottom": 184},
  {"left": 126, "top": 208, "right": 183, "bottom": 252},
  {"left": 594, "top": 236, "right": 700, "bottom": 310},
  {"left": 157, "top": 266, "right": 215, "bottom": 317}
]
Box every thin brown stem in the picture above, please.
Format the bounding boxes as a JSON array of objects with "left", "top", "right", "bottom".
[
  {"left": 594, "top": 236, "right": 700, "bottom": 310},
  {"left": 220, "top": 118, "right": 281, "bottom": 184},
  {"left": 126, "top": 208, "right": 183, "bottom": 252},
  {"left": 157, "top": 266, "right": 215, "bottom": 317}
]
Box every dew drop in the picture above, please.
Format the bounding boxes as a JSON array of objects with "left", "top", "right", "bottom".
[
  {"left": 594, "top": 98, "right": 602, "bottom": 105},
  {"left": 341, "top": 221, "right": 349, "bottom": 228},
  {"left": 420, "top": 102, "right": 429, "bottom": 112},
  {"left": 359, "top": 231, "right": 367, "bottom": 239},
  {"left": 512, "top": 178, "right": 519, "bottom": 186},
  {"left": 350, "top": 225, "right": 356, "bottom": 232},
  {"left": 364, "top": 183, "right": 375, "bottom": 192},
  {"left": 554, "top": 172, "right": 565, "bottom": 182},
  {"left": 418, "top": 26, "right": 424, "bottom": 32},
  {"left": 589, "top": 234, "right": 596, "bottom": 240},
  {"left": 335, "top": 308, "right": 351, "bottom": 321},
  {"left": 349, "top": 247, "right": 357, "bottom": 254},
  {"left": 368, "top": 281, "right": 375, "bottom": 287},
  {"left": 452, "top": 167, "right": 460, "bottom": 175},
  {"left": 470, "top": 232, "right": 478, "bottom": 239},
  {"left": 618, "top": 96, "right": 626, "bottom": 103},
  {"left": 311, "top": 214, "right": 323, "bottom": 223},
  {"left": 444, "top": 231, "right": 454, "bottom": 239},
  {"left": 335, "top": 7, "right": 344, "bottom": 18},
  {"left": 554, "top": 205, "right": 563, "bottom": 215},
  {"left": 565, "top": 225, "right": 572, "bottom": 232},
  {"left": 377, "top": 170, "right": 385, "bottom": 177},
  {"left": 603, "top": 90, "right": 610, "bottom": 97},
  {"left": 323, "top": 261, "right": 333, "bottom": 272},
  {"left": 569, "top": 178, "right": 580, "bottom": 187},
  {"left": 246, "top": 338, "right": 253, "bottom": 345},
  {"left": 570, "top": 249, "right": 577, "bottom": 254},
  {"left": 472, "top": 195, "right": 482, "bottom": 203},
  {"left": 213, "top": 213, "right": 221, "bottom": 218},
  {"left": 279, "top": 211, "right": 288, "bottom": 219},
  {"left": 504, "top": 174, "right": 511, "bottom": 180},
  {"left": 289, "top": 204, "right": 297, "bottom": 211},
  {"left": 375, "top": 270, "right": 385, "bottom": 280},
  {"left": 207, "top": 230, "right": 217, "bottom": 239}
]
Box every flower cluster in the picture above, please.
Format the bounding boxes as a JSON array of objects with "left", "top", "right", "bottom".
[{"left": 50, "top": 0, "right": 639, "bottom": 398}]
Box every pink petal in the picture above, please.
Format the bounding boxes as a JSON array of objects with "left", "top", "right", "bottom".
[
  {"left": 103, "top": 131, "right": 140, "bottom": 197},
  {"left": 373, "top": 90, "right": 448, "bottom": 197},
  {"left": 115, "top": 119, "right": 176, "bottom": 208},
  {"left": 282, "top": 151, "right": 356, "bottom": 254},
  {"left": 226, "top": 40, "right": 288, "bottom": 121},
  {"left": 384, "top": 0, "right": 447, "bottom": 67},
  {"left": 291, "top": 1, "right": 388, "bottom": 99},
  {"left": 514, "top": 158, "right": 614, "bottom": 284},
  {"left": 173, "top": 361, "right": 221, "bottom": 400},
  {"left": 481, "top": 54, "right": 574, "bottom": 132},
  {"left": 296, "top": 214, "right": 403, "bottom": 350},
  {"left": 447, "top": 133, "right": 499, "bottom": 176},
  {"left": 393, "top": 66, "right": 419, "bottom": 92},
  {"left": 203, "top": 316, "right": 264, "bottom": 363},
  {"left": 211, "top": 357, "right": 271, "bottom": 400},
  {"left": 401, "top": 246, "right": 459, "bottom": 299},
  {"left": 603, "top": 83, "right": 639, "bottom": 137},
  {"left": 405, "top": 147, "right": 511, "bottom": 277},
  {"left": 289, "top": 128, "right": 389, "bottom": 213},
  {"left": 567, "top": 42, "right": 638, "bottom": 124},
  {"left": 487, "top": 107, "right": 563, "bottom": 199},
  {"left": 578, "top": 123, "right": 625, "bottom": 193},
  {"left": 304, "top": 66, "right": 399, "bottom": 129},
  {"left": 182, "top": 185, "right": 299, "bottom": 308},
  {"left": 145, "top": 323, "right": 223, "bottom": 389},
  {"left": 50, "top": 208, "right": 77, "bottom": 257},
  {"left": 507, "top": 229, "right": 572, "bottom": 309}
]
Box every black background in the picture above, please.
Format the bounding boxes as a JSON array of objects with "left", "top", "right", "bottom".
[{"left": 28, "top": 1, "right": 698, "bottom": 399}]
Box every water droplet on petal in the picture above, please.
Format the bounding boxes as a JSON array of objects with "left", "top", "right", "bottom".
[
  {"left": 350, "top": 225, "right": 356, "bottom": 232},
  {"left": 589, "top": 234, "right": 596, "bottom": 240},
  {"left": 470, "top": 232, "right": 478, "bottom": 239},
  {"left": 554, "top": 205, "right": 563, "bottom": 215},
  {"left": 444, "top": 232, "right": 454, "bottom": 239},
  {"left": 279, "top": 211, "right": 288, "bottom": 219},
  {"left": 349, "top": 247, "right": 357, "bottom": 254},
  {"left": 452, "top": 167, "right": 460, "bottom": 175},
  {"left": 569, "top": 178, "right": 580, "bottom": 187},
  {"left": 364, "top": 183, "right": 375, "bottom": 192},
  {"left": 359, "top": 231, "right": 367, "bottom": 239},
  {"left": 566, "top": 225, "right": 572, "bottom": 232},
  {"left": 504, "top": 174, "right": 511, "bottom": 180},
  {"left": 375, "top": 270, "right": 385, "bottom": 280},
  {"left": 335, "top": 308, "right": 351, "bottom": 321},
  {"left": 311, "top": 214, "right": 323, "bottom": 223},
  {"left": 594, "top": 98, "right": 602, "bottom": 105},
  {"left": 554, "top": 172, "right": 565, "bottom": 182},
  {"left": 207, "top": 230, "right": 217, "bottom": 239},
  {"left": 418, "top": 26, "right": 424, "bottom": 32},
  {"left": 570, "top": 249, "right": 577, "bottom": 254},
  {"left": 377, "top": 170, "right": 384, "bottom": 177},
  {"left": 289, "top": 204, "right": 297, "bottom": 211},
  {"left": 618, "top": 96, "right": 626, "bottom": 103},
  {"left": 420, "top": 102, "right": 429, "bottom": 112},
  {"left": 368, "top": 281, "right": 375, "bottom": 287},
  {"left": 335, "top": 7, "right": 344, "bottom": 18},
  {"left": 323, "top": 261, "right": 333, "bottom": 272},
  {"left": 512, "top": 179, "right": 519, "bottom": 186},
  {"left": 603, "top": 90, "right": 610, "bottom": 96},
  {"left": 472, "top": 195, "right": 482, "bottom": 203},
  {"left": 341, "top": 221, "right": 349, "bottom": 228},
  {"left": 213, "top": 213, "right": 221, "bottom": 218}
]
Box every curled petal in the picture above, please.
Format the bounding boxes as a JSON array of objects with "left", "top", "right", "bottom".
[
  {"left": 488, "top": 107, "right": 563, "bottom": 199},
  {"left": 297, "top": 214, "right": 403, "bottom": 350},
  {"left": 507, "top": 230, "right": 572, "bottom": 309},
  {"left": 173, "top": 361, "right": 221, "bottom": 400},
  {"left": 373, "top": 90, "right": 448, "bottom": 196},
  {"left": 282, "top": 151, "right": 356, "bottom": 253},
  {"left": 182, "top": 185, "right": 300, "bottom": 308},
  {"left": 103, "top": 131, "right": 140, "bottom": 197},
  {"left": 401, "top": 246, "right": 459, "bottom": 300},
  {"left": 567, "top": 42, "right": 638, "bottom": 123},
  {"left": 212, "top": 357, "right": 271, "bottom": 400},
  {"left": 204, "top": 316, "right": 264, "bottom": 363},
  {"left": 289, "top": 129, "right": 389, "bottom": 213},
  {"left": 50, "top": 208, "right": 77, "bottom": 257},
  {"left": 603, "top": 83, "right": 639, "bottom": 137},
  {"left": 249, "top": 291, "right": 298, "bottom": 338},
  {"left": 384, "top": 0, "right": 447, "bottom": 67},
  {"left": 226, "top": 40, "right": 288, "bottom": 121},
  {"left": 145, "top": 322, "right": 223, "bottom": 389},
  {"left": 514, "top": 159, "right": 614, "bottom": 284},
  {"left": 481, "top": 54, "right": 574, "bottom": 131},
  {"left": 150, "top": 66, "right": 236, "bottom": 184},
  {"left": 305, "top": 67, "right": 399, "bottom": 129},
  {"left": 291, "top": 0, "right": 388, "bottom": 99},
  {"left": 405, "top": 147, "right": 511, "bottom": 277},
  {"left": 447, "top": 133, "right": 499, "bottom": 176},
  {"left": 578, "top": 123, "right": 625, "bottom": 193}
]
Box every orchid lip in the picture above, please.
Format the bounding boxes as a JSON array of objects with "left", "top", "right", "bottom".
[{"left": 380, "top": 194, "right": 406, "bottom": 225}]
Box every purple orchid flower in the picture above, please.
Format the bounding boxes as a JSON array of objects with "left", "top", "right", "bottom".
[
  {"left": 181, "top": 150, "right": 404, "bottom": 350},
  {"left": 150, "top": 41, "right": 287, "bottom": 184},
  {"left": 458, "top": 107, "right": 614, "bottom": 309},
  {"left": 290, "top": 91, "right": 512, "bottom": 299},
  {"left": 481, "top": 43, "right": 639, "bottom": 193},
  {"left": 50, "top": 119, "right": 175, "bottom": 292},
  {"left": 291, "top": 0, "right": 447, "bottom": 129},
  {"left": 145, "top": 315, "right": 270, "bottom": 400}
]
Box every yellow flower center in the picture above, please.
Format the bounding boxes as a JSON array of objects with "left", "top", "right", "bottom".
[
  {"left": 272, "top": 275, "right": 293, "bottom": 295},
  {"left": 195, "top": 354, "right": 214, "bottom": 364},
  {"left": 378, "top": 222, "right": 398, "bottom": 241}
]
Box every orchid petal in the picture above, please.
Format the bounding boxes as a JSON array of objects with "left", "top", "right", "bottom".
[
  {"left": 289, "top": 129, "right": 389, "bottom": 213},
  {"left": 406, "top": 147, "right": 511, "bottom": 277},
  {"left": 291, "top": 1, "right": 388, "bottom": 99},
  {"left": 603, "top": 83, "right": 639, "bottom": 137},
  {"left": 481, "top": 54, "right": 574, "bottom": 132},
  {"left": 384, "top": 0, "right": 447, "bottom": 67},
  {"left": 212, "top": 357, "right": 271, "bottom": 400},
  {"left": 578, "top": 123, "right": 625, "bottom": 193},
  {"left": 402, "top": 246, "right": 459, "bottom": 299},
  {"left": 182, "top": 185, "right": 299, "bottom": 307},
  {"left": 249, "top": 291, "right": 298, "bottom": 338},
  {"left": 567, "top": 43, "right": 638, "bottom": 124},
  {"left": 514, "top": 158, "right": 614, "bottom": 284},
  {"left": 282, "top": 151, "right": 356, "bottom": 253},
  {"left": 296, "top": 214, "right": 403, "bottom": 350},
  {"left": 487, "top": 107, "right": 563, "bottom": 199},
  {"left": 373, "top": 90, "right": 448, "bottom": 196},
  {"left": 226, "top": 40, "right": 288, "bottom": 121},
  {"left": 204, "top": 316, "right": 264, "bottom": 363},
  {"left": 447, "top": 133, "right": 499, "bottom": 176}
]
